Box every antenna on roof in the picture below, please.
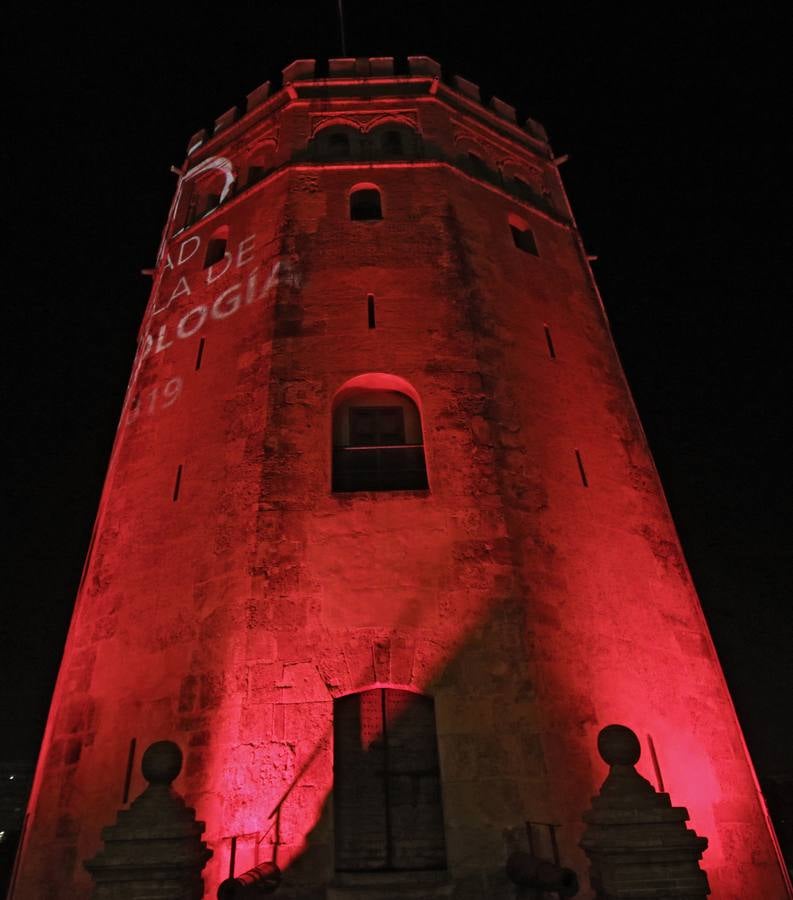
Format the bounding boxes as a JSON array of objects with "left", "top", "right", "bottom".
[{"left": 337, "top": 0, "right": 347, "bottom": 56}]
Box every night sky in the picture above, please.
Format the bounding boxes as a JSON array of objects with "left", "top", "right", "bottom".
[{"left": 3, "top": 2, "right": 790, "bottom": 794}]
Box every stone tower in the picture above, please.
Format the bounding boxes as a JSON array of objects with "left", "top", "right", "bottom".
[{"left": 12, "top": 57, "right": 789, "bottom": 900}]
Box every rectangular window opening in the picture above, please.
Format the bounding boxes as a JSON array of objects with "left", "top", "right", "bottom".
[
  {"left": 543, "top": 324, "right": 556, "bottom": 359},
  {"left": 122, "top": 738, "right": 137, "bottom": 804},
  {"left": 574, "top": 449, "right": 588, "bottom": 487},
  {"left": 468, "top": 152, "right": 488, "bottom": 178},
  {"left": 173, "top": 464, "right": 183, "bottom": 501},
  {"left": 647, "top": 733, "right": 665, "bottom": 792},
  {"left": 195, "top": 337, "right": 206, "bottom": 370},
  {"left": 246, "top": 166, "right": 268, "bottom": 187},
  {"left": 229, "top": 835, "right": 238, "bottom": 880},
  {"left": 367, "top": 294, "right": 376, "bottom": 329},
  {"left": 511, "top": 224, "right": 539, "bottom": 255},
  {"left": 350, "top": 189, "right": 382, "bottom": 221},
  {"left": 203, "top": 238, "right": 226, "bottom": 268}
]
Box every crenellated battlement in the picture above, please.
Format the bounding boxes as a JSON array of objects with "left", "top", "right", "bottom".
[
  {"left": 170, "top": 56, "right": 565, "bottom": 254},
  {"left": 185, "top": 56, "right": 549, "bottom": 160}
]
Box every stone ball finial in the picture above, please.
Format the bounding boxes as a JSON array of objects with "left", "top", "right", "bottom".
[
  {"left": 141, "top": 740, "right": 183, "bottom": 786},
  {"left": 597, "top": 724, "right": 641, "bottom": 767}
]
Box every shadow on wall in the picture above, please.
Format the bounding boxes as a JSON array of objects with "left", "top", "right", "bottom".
[{"left": 207, "top": 589, "right": 594, "bottom": 900}]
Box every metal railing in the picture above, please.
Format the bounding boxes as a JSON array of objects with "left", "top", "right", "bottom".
[{"left": 332, "top": 445, "right": 428, "bottom": 492}]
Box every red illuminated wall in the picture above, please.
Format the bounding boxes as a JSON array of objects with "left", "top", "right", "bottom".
[{"left": 13, "top": 57, "right": 789, "bottom": 900}]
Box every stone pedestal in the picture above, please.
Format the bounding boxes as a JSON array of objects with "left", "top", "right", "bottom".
[
  {"left": 84, "top": 741, "right": 212, "bottom": 900},
  {"left": 580, "top": 725, "right": 709, "bottom": 899}
]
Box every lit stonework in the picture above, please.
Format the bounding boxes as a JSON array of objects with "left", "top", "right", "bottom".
[{"left": 12, "top": 57, "right": 789, "bottom": 899}]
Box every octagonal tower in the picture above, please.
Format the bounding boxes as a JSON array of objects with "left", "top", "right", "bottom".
[{"left": 12, "top": 57, "right": 789, "bottom": 899}]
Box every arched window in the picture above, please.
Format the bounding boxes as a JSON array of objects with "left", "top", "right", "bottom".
[
  {"left": 381, "top": 129, "right": 404, "bottom": 156},
  {"left": 369, "top": 123, "right": 420, "bottom": 160},
  {"left": 328, "top": 131, "right": 351, "bottom": 158},
  {"left": 194, "top": 169, "right": 228, "bottom": 218},
  {"left": 455, "top": 138, "right": 492, "bottom": 183},
  {"left": 513, "top": 175, "right": 530, "bottom": 195},
  {"left": 245, "top": 143, "right": 275, "bottom": 187},
  {"left": 467, "top": 151, "right": 488, "bottom": 178},
  {"left": 172, "top": 183, "right": 198, "bottom": 233},
  {"left": 349, "top": 185, "right": 382, "bottom": 221},
  {"left": 332, "top": 375, "right": 428, "bottom": 492},
  {"left": 334, "top": 689, "right": 446, "bottom": 872},
  {"left": 501, "top": 162, "right": 543, "bottom": 202},
  {"left": 171, "top": 164, "right": 234, "bottom": 234},
  {"left": 313, "top": 125, "right": 362, "bottom": 161},
  {"left": 203, "top": 225, "right": 229, "bottom": 268}
]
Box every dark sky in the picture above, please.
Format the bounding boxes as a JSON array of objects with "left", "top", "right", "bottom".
[{"left": 2, "top": 3, "right": 791, "bottom": 786}]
